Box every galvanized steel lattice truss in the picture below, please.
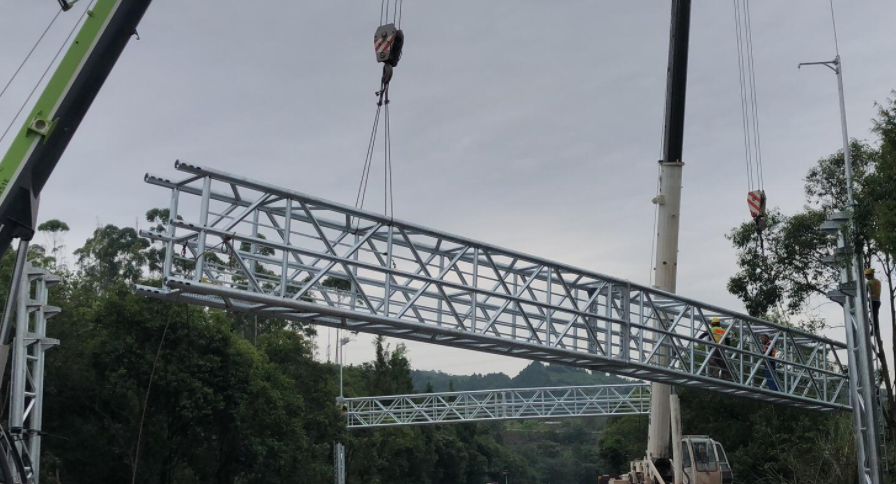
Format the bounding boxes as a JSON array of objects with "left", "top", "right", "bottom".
[
  {"left": 9, "top": 263, "right": 60, "bottom": 484},
  {"left": 135, "top": 162, "right": 850, "bottom": 412},
  {"left": 341, "top": 383, "right": 651, "bottom": 428}
]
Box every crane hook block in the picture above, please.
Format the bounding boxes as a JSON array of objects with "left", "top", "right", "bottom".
[
  {"left": 748, "top": 190, "right": 768, "bottom": 233},
  {"left": 747, "top": 190, "right": 767, "bottom": 219},
  {"left": 374, "top": 23, "right": 404, "bottom": 67}
]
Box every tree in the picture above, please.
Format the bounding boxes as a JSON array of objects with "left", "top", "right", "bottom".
[
  {"left": 728, "top": 95, "right": 896, "bottom": 457},
  {"left": 37, "top": 219, "right": 70, "bottom": 270},
  {"left": 871, "top": 95, "right": 896, "bottom": 256},
  {"left": 74, "top": 224, "right": 158, "bottom": 286},
  {"left": 726, "top": 208, "right": 835, "bottom": 326},
  {"left": 599, "top": 415, "right": 648, "bottom": 474}
]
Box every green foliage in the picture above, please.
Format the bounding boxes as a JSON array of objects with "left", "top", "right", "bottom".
[
  {"left": 870, "top": 93, "right": 896, "bottom": 257},
  {"left": 599, "top": 389, "right": 860, "bottom": 483},
  {"left": 28, "top": 220, "right": 633, "bottom": 484},
  {"left": 322, "top": 276, "right": 352, "bottom": 292},
  {"left": 598, "top": 415, "right": 648, "bottom": 473},
  {"left": 145, "top": 208, "right": 172, "bottom": 233},
  {"left": 414, "top": 361, "right": 628, "bottom": 393},
  {"left": 805, "top": 140, "right": 878, "bottom": 213},
  {"left": 239, "top": 234, "right": 275, "bottom": 257},
  {"left": 37, "top": 219, "right": 70, "bottom": 233},
  {"left": 727, "top": 209, "right": 836, "bottom": 320},
  {"left": 681, "top": 389, "right": 857, "bottom": 484},
  {"left": 723, "top": 91, "right": 896, "bottom": 483},
  {"left": 74, "top": 224, "right": 160, "bottom": 284}
]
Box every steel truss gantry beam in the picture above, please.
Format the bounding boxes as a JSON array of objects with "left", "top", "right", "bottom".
[
  {"left": 135, "top": 162, "right": 850, "bottom": 412},
  {"left": 9, "top": 263, "right": 60, "bottom": 484},
  {"left": 341, "top": 383, "right": 651, "bottom": 428}
]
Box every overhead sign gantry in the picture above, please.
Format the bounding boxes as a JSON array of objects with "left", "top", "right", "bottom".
[{"left": 341, "top": 383, "right": 651, "bottom": 428}]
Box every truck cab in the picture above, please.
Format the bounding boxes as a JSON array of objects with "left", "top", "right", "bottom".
[
  {"left": 610, "top": 436, "right": 733, "bottom": 484},
  {"left": 680, "top": 436, "right": 733, "bottom": 484}
]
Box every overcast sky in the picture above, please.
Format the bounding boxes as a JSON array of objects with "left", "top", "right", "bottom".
[{"left": 1, "top": 1, "right": 894, "bottom": 377}]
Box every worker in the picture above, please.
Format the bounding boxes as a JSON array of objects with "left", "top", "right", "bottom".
[
  {"left": 710, "top": 318, "right": 727, "bottom": 344},
  {"left": 700, "top": 318, "right": 729, "bottom": 379},
  {"left": 866, "top": 268, "right": 882, "bottom": 329},
  {"left": 759, "top": 334, "right": 778, "bottom": 392},
  {"left": 694, "top": 443, "right": 712, "bottom": 472}
]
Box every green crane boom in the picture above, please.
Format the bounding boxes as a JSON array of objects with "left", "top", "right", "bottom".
[{"left": 0, "top": 0, "right": 153, "bottom": 256}]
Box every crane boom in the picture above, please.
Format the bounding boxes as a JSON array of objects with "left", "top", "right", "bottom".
[
  {"left": 648, "top": 0, "right": 692, "bottom": 466},
  {"left": 0, "top": 0, "right": 152, "bottom": 256}
]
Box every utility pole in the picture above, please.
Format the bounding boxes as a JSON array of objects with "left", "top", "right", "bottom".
[
  {"left": 648, "top": 0, "right": 692, "bottom": 468},
  {"left": 802, "top": 55, "right": 882, "bottom": 484}
]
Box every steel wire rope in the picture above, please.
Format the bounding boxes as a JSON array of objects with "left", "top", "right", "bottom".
[
  {"left": 384, "top": 99, "right": 394, "bottom": 220},
  {"left": 743, "top": 0, "right": 765, "bottom": 190},
  {"left": 649, "top": 164, "right": 660, "bottom": 286},
  {"left": 0, "top": 7, "right": 63, "bottom": 103},
  {"left": 0, "top": 0, "right": 95, "bottom": 147},
  {"left": 354, "top": 104, "right": 382, "bottom": 223},
  {"left": 828, "top": 0, "right": 841, "bottom": 57},
  {"left": 649, "top": 62, "right": 670, "bottom": 286},
  {"left": 733, "top": 0, "right": 755, "bottom": 193},
  {"left": 356, "top": 1, "right": 401, "bottom": 227}
]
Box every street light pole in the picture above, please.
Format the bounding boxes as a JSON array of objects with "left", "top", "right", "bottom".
[{"left": 801, "top": 55, "right": 882, "bottom": 484}]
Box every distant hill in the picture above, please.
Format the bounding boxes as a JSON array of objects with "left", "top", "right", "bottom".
[{"left": 411, "top": 361, "right": 631, "bottom": 393}]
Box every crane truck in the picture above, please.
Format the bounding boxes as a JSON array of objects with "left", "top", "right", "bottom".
[
  {"left": 611, "top": 1, "right": 734, "bottom": 483},
  {"left": 0, "top": 1, "right": 734, "bottom": 483}
]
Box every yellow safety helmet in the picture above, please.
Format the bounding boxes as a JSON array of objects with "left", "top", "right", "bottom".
[
  {"left": 865, "top": 268, "right": 875, "bottom": 276},
  {"left": 711, "top": 317, "right": 721, "bottom": 325}
]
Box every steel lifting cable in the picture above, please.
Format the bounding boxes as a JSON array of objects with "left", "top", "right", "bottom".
[
  {"left": 0, "top": 0, "right": 95, "bottom": 147},
  {"left": 733, "top": 0, "right": 754, "bottom": 193},
  {"left": 384, "top": 96, "right": 394, "bottom": 219},
  {"left": 0, "top": 7, "right": 64, "bottom": 103},
  {"left": 382, "top": 0, "right": 404, "bottom": 29},
  {"left": 354, "top": 0, "right": 404, "bottom": 225},
  {"left": 357, "top": 71, "right": 394, "bottom": 220},
  {"left": 354, "top": 103, "right": 382, "bottom": 213},
  {"left": 733, "top": 0, "right": 767, "bottom": 251},
  {"left": 736, "top": 0, "right": 765, "bottom": 192},
  {"left": 649, "top": 94, "right": 668, "bottom": 286},
  {"left": 743, "top": 0, "right": 765, "bottom": 190}
]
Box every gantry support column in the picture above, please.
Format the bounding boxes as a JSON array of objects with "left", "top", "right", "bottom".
[{"left": 9, "top": 263, "right": 60, "bottom": 484}]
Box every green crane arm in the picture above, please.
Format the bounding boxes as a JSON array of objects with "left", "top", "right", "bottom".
[{"left": 0, "top": 0, "right": 153, "bottom": 256}]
